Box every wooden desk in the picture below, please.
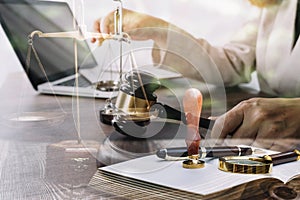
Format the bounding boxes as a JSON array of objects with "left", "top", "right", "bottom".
[{"left": 0, "top": 73, "right": 299, "bottom": 199}]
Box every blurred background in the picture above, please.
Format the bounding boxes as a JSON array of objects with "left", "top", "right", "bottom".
[{"left": 0, "top": 0, "right": 260, "bottom": 88}]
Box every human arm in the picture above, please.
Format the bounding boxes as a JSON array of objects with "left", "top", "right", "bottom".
[
  {"left": 91, "top": 8, "right": 172, "bottom": 49},
  {"left": 160, "top": 15, "right": 261, "bottom": 86},
  {"left": 92, "top": 8, "right": 261, "bottom": 86},
  {"left": 210, "top": 97, "right": 300, "bottom": 147}
]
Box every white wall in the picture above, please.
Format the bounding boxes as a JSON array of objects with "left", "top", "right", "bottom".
[{"left": 0, "top": 0, "right": 259, "bottom": 87}]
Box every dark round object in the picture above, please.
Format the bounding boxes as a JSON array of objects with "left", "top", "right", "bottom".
[{"left": 273, "top": 186, "right": 297, "bottom": 199}]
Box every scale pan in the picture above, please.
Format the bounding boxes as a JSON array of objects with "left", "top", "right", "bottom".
[{"left": 96, "top": 80, "right": 120, "bottom": 92}]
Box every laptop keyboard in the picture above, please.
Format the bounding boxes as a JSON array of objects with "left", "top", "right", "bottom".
[{"left": 56, "top": 76, "right": 91, "bottom": 87}]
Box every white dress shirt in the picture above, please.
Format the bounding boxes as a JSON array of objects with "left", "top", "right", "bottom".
[{"left": 162, "top": 0, "right": 299, "bottom": 97}]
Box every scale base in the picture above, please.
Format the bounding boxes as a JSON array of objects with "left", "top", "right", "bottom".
[{"left": 97, "top": 122, "right": 188, "bottom": 166}]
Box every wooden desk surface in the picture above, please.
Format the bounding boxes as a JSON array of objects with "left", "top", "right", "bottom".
[{"left": 0, "top": 73, "right": 299, "bottom": 199}]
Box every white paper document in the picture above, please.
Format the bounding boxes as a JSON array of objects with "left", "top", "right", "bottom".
[{"left": 100, "top": 151, "right": 300, "bottom": 196}]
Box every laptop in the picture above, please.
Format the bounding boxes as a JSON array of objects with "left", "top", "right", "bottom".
[
  {"left": 0, "top": 0, "right": 112, "bottom": 98},
  {"left": 0, "top": 0, "right": 182, "bottom": 98}
]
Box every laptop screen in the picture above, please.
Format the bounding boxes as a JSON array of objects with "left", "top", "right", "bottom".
[{"left": 0, "top": 0, "right": 97, "bottom": 90}]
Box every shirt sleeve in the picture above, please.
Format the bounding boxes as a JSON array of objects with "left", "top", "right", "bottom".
[{"left": 160, "top": 12, "right": 261, "bottom": 87}]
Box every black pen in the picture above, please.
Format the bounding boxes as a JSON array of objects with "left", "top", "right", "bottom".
[{"left": 156, "top": 146, "right": 256, "bottom": 160}]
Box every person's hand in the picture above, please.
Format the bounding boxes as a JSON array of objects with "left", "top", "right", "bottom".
[
  {"left": 211, "top": 97, "right": 300, "bottom": 147},
  {"left": 91, "top": 8, "right": 169, "bottom": 46}
]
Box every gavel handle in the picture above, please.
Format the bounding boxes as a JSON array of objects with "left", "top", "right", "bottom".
[{"left": 152, "top": 103, "right": 215, "bottom": 130}]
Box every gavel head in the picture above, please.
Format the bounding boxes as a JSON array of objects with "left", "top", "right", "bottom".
[
  {"left": 100, "top": 69, "right": 162, "bottom": 137},
  {"left": 119, "top": 69, "right": 161, "bottom": 100}
]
